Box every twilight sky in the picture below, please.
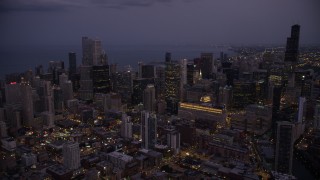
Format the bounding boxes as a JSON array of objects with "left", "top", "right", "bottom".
[{"left": 0, "top": 0, "right": 319, "bottom": 47}]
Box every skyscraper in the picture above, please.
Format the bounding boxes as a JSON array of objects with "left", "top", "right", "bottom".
[
  {"left": 132, "top": 78, "right": 154, "bottom": 105},
  {"left": 21, "top": 83, "right": 34, "bottom": 127},
  {"left": 143, "top": 84, "right": 156, "bottom": 112},
  {"left": 63, "top": 142, "right": 81, "bottom": 170},
  {"left": 199, "top": 53, "right": 214, "bottom": 79},
  {"left": 314, "top": 100, "right": 320, "bottom": 129},
  {"left": 275, "top": 121, "right": 294, "bottom": 175},
  {"left": 167, "top": 130, "right": 180, "bottom": 154},
  {"left": 79, "top": 66, "right": 93, "bottom": 100},
  {"left": 165, "top": 52, "right": 171, "bottom": 63},
  {"left": 82, "top": 37, "right": 93, "bottom": 66},
  {"left": 165, "top": 62, "right": 180, "bottom": 101},
  {"left": 284, "top": 24, "right": 300, "bottom": 63},
  {"left": 68, "top": 52, "right": 77, "bottom": 80},
  {"left": 82, "top": 37, "right": 105, "bottom": 66},
  {"left": 92, "top": 39, "right": 101, "bottom": 65},
  {"left": 92, "top": 65, "right": 111, "bottom": 94},
  {"left": 141, "top": 111, "right": 157, "bottom": 149},
  {"left": 121, "top": 113, "right": 133, "bottom": 140}
]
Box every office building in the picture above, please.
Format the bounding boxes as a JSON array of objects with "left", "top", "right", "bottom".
[
  {"left": 165, "top": 62, "right": 180, "bottom": 101},
  {"left": 63, "top": 142, "right": 81, "bottom": 170},
  {"left": 21, "top": 83, "right": 34, "bottom": 127},
  {"left": 21, "top": 153, "right": 37, "bottom": 167},
  {"left": 121, "top": 113, "right": 133, "bottom": 140},
  {"left": 167, "top": 130, "right": 180, "bottom": 154},
  {"left": 275, "top": 121, "right": 294, "bottom": 175},
  {"left": 0, "top": 121, "right": 7, "bottom": 138},
  {"left": 196, "top": 53, "right": 214, "bottom": 79},
  {"left": 82, "top": 37, "right": 105, "bottom": 66},
  {"left": 284, "top": 24, "right": 300, "bottom": 63},
  {"left": 141, "top": 111, "right": 157, "bottom": 149},
  {"left": 53, "top": 86, "right": 64, "bottom": 112},
  {"left": 132, "top": 78, "right": 154, "bottom": 105},
  {"left": 232, "top": 81, "right": 256, "bottom": 109},
  {"left": 68, "top": 52, "right": 77, "bottom": 80},
  {"left": 79, "top": 66, "right": 93, "bottom": 100},
  {"left": 92, "top": 65, "right": 111, "bottom": 94},
  {"left": 5, "top": 83, "right": 22, "bottom": 105},
  {"left": 141, "top": 64, "right": 155, "bottom": 78},
  {"left": 165, "top": 52, "right": 171, "bottom": 63},
  {"left": 143, "top": 84, "right": 156, "bottom": 112},
  {"left": 314, "top": 100, "right": 320, "bottom": 129},
  {"left": 297, "top": 97, "right": 306, "bottom": 123}
]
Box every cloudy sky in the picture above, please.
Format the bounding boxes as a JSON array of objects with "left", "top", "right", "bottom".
[{"left": 0, "top": 0, "right": 319, "bottom": 47}]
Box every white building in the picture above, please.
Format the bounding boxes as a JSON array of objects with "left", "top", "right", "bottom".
[{"left": 63, "top": 142, "right": 80, "bottom": 170}]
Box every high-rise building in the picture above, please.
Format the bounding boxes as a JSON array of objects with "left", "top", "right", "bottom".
[
  {"left": 92, "top": 39, "right": 102, "bottom": 66},
  {"left": 141, "top": 64, "right": 155, "bottom": 78},
  {"left": 314, "top": 100, "right": 320, "bottom": 129},
  {"left": 68, "top": 52, "right": 77, "bottom": 80},
  {"left": 79, "top": 66, "right": 93, "bottom": 100},
  {"left": 165, "top": 52, "right": 171, "bottom": 63},
  {"left": 275, "top": 121, "right": 294, "bottom": 175},
  {"left": 180, "top": 59, "right": 188, "bottom": 101},
  {"left": 132, "top": 78, "right": 154, "bottom": 105},
  {"left": 284, "top": 24, "right": 300, "bottom": 63},
  {"left": 199, "top": 53, "right": 214, "bottom": 79},
  {"left": 141, "top": 111, "right": 157, "bottom": 149},
  {"left": 63, "top": 142, "right": 81, "bottom": 170},
  {"left": 0, "top": 121, "right": 8, "bottom": 138},
  {"left": 111, "top": 71, "right": 135, "bottom": 104},
  {"left": 297, "top": 97, "right": 306, "bottom": 123},
  {"left": 165, "top": 62, "right": 180, "bottom": 101},
  {"left": 59, "top": 73, "right": 68, "bottom": 86},
  {"left": 92, "top": 65, "right": 111, "bottom": 94},
  {"left": 186, "top": 62, "right": 197, "bottom": 86},
  {"left": 53, "top": 86, "right": 64, "bottom": 112},
  {"left": 82, "top": 37, "right": 93, "bottom": 66},
  {"left": 121, "top": 113, "right": 133, "bottom": 140},
  {"left": 62, "top": 81, "right": 73, "bottom": 103},
  {"left": 21, "top": 83, "right": 34, "bottom": 127},
  {"left": 5, "top": 83, "right": 22, "bottom": 105},
  {"left": 167, "top": 130, "right": 180, "bottom": 154},
  {"left": 37, "top": 80, "right": 54, "bottom": 113},
  {"left": 232, "top": 81, "right": 256, "bottom": 109},
  {"left": 82, "top": 37, "right": 105, "bottom": 66},
  {"left": 143, "top": 84, "right": 156, "bottom": 112}
]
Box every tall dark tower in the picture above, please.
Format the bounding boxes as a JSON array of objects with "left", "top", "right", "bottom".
[
  {"left": 165, "top": 52, "right": 171, "bottom": 63},
  {"left": 68, "top": 52, "right": 77, "bottom": 80},
  {"left": 284, "top": 24, "right": 300, "bottom": 62}
]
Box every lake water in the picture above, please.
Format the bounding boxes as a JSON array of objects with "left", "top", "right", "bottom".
[{"left": 0, "top": 44, "right": 235, "bottom": 79}]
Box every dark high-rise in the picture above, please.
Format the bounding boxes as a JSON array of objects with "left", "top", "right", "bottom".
[
  {"left": 165, "top": 62, "right": 180, "bottom": 101},
  {"left": 68, "top": 52, "right": 77, "bottom": 80},
  {"left": 165, "top": 52, "right": 172, "bottom": 63},
  {"left": 275, "top": 121, "right": 294, "bottom": 175},
  {"left": 195, "top": 53, "right": 213, "bottom": 79},
  {"left": 284, "top": 24, "right": 300, "bottom": 62},
  {"left": 92, "top": 65, "right": 111, "bottom": 94}
]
